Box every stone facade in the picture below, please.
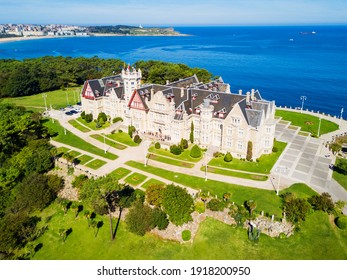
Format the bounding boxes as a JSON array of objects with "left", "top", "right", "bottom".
[{"left": 81, "top": 67, "right": 276, "bottom": 159}]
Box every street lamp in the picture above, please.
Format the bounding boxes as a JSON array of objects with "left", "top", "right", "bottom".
[
  {"left": 300, "top": 96, "right": 307, "bottom": 113},
  {"left": 339, "top": 108, "right": 344, "bottom": 129},
  {"left": 42, "top": 93, "right": 48, "bottom": 111},
  {"left": 204, "top": 150, "right": 208, "bottom": 181},
  {"left": 103, "top": 134, "right": 106, "bottom": 154},
  {"left": 65, "top": 88, "right": 69, "bottom": 106},
  {"left": 317, "top": 117, "right": 322, "bottom": 137},
  {"left": 275, "top": 166, "right": 287, "bottom": 195}
]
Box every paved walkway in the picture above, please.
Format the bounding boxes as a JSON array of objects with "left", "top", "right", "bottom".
[{"left": 48, "top": 108, "right": 347, "bottom": 201}]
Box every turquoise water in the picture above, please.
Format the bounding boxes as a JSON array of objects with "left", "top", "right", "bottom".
[{"left": 0, "top": 26, "right": 346, "bottom": 117}]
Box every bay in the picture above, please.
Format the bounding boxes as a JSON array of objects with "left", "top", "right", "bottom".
[{"left": 0, "top": 25, "right": 346, "bottom": 117}]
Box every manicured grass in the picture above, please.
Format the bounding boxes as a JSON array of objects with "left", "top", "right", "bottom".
[
  {"left": 76, "top": 154, "right": 94, "bottom": 165},
  {"left": 280, "top": 183, "right": 318, "bottom": 198},
  {"left": 106, "top": 132, "right": 138, "bottom": 147},
  {"left": 148, "top": 146, "right": 202, "bottom": 163},
  {"left": 2, "top": 87, "right": 82, "bottom": 110},
  {"left": 148, "top": 153, "right": 194, "bottom": 168},
  {"left": 56, "top": 146, "right": 70, "bottom": 155},
  {"left": 141, "top": 178, "right": 166, "bottom": 189},
  {"left": 124, "top": 172, "right": 148, "bottom": 186},
  {"left": 208, "top": 141, "right": 287, "bottom": 174},
  {"left": 31, "top": 202, "right": 347, "bottom": 260},
  {"left": 68, "top": 150, "right": 81, "bottom": 158},
  {"left": 203, "top": 166, "right": 268, "bottom": 181},
  {"left": 86, "top": 159, "right": 107, "bottom": 170},
  {"left": 76, "top": 117, "right": 110, "bottom": 131},
  {"left": 43, "top": 119, "right": 118, "bottom": 160},
  {"left": 275, "top": 109, "right": 339, "bottom": 136},
  {"left": 110, "top": 167, "right": 132, "bottom": 180},
  {"left": 333, "top": 158, "right": 347, "bottom": 191},
  {"left": 126, "top": 160, "right": 283, "bottom": 216},
  {"left": 68, "top": 119, "right": 91, "bottom": 132},
  {"left": 90, "top": 134, "right": 127, "bottom": 150}
]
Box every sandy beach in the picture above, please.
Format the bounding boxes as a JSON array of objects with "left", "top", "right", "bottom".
[{"left": 0, "top": 35, "right": 57, "bottom": 43}]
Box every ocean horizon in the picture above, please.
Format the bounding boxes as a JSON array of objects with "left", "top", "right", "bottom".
[{"left": 0, "top": 25, "right": 346, "bottom": 118}]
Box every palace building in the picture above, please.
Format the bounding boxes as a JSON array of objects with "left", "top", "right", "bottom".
[{"left": 81, "top": 66, "right": 276, "bottom": 159}]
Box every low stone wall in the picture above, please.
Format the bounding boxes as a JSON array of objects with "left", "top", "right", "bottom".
[{"left": 247, "top": 217, "right": 294, "bottom": 238}]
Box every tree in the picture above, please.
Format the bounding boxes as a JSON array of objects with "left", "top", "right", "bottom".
[
  {"left": 154, "top": 142, "right": 161, "bottom": 149},
  {"left": 180, "top": 138, "right": 188, "bottom": 150},
  {"left": 85, "top": 113, "right": 93, "bottom": 123},
  {"left": 81, "top": 111, "right": 86, "bottom": 119},
  {"left": 190, "top": 121, "right": 194, "bottom": 144},
  {"left": 128, "top": 125, "right": 136, "bottom": 138},
  {"left": 245, "top": 200, "right": 257, "bottom": 217},
  {"left": 190, "top": 144, "right": 201, "bottom": 158},
  {"left": 281, "top": 193, "right": 311, "bottom": 223},
  {"left": 223, "top": 192, "right": 231, "bottom": 202},
  {"left": 170, "top": 144, "right": 182, "bottom": 155},
  {"left": 199, "top": 192, "right": 209, "bottom": 206},
  {"left": 162, "top": 184, "right": 194, "bottom": 226},
  {"left": 151, "top": 207, "right": 169, "bottom": 230},
  {"left": 97, "top": 112, "right": 107, "bottom": 123},
  {"left": 146, "top": 184, "right": 165, "bottom": 207},
  {"left": 133, "top": 135, "right": 142, "bottom": 144},
  {"left": 308, "top": 192, "right": 334, "bottom": 213},
  {"left": 246, "top": 141, "right": 253, "bottom": 161},
  {"left": 224, "top": 152, "right": 233, "bottom": 162},
  {"left": 125, "top": 200, "right": 154, "bottom": 236}
]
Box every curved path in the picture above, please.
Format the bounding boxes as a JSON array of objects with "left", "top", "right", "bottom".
[{"left": 48, "top": 108, "right": 347, "bottom": 201}]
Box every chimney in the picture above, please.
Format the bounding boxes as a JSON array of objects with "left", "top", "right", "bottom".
[
  {"left": 239, "top": 89, "right": 242, "bottom": 95},
  {"left": 180, "top": 87, "right": 184, "bottom": 98},
  {"left": 251, "top": 89, "right": 255, "bottom": 101},
  {"left": 246, "top": 91, "right": 250, "bottom": 104}
]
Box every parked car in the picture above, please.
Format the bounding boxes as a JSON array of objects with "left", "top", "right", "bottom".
[
  {"left": 70, "top": 110, "right": 78, "bottom": 114},
  {"left": 65, "top": 111, "right": 73, "bottom": 115}
]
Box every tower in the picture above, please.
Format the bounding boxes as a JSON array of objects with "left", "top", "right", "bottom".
[{"left": 121, "top": 65, "right": 142, "bottom": 104}]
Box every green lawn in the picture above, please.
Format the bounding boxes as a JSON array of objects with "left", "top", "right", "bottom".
[
  {"left": 126, "top": 160, "right": 284, "bottom": 216},
  {"left": 124, "top": 172, "right": 148, "bottom": 186},
  {"left": 76, "top": 117, "right": 110, "bottom": 131},
  {"left": 106, "top": 132, "right": 138, "bottom": 147},
  {"left": 148, "top": 153, "right": 194, "bottom": 168},
  {"left": 2, "top": 87, "right": 82, "bottom": 110},
  {"left": 76, "top": 154, "right": 94, "bottom": 165},
  {"left": 333, "top": 158, "right": 347, "bottom": 191},
  {"left": 148, "top": 146, "right": 202, "bottom": 163},
  {"left": 141, "top": 178, "right": 166, "bottom": 189},
  {"left": 203, "top": 166, "right": 268, "bottom": 181},
  {"left": 68, "top": 119, "right": 91, "bottom": 133},
  {"left": 30, "top": 202, "right": 347, "bottom": 260},
  {"left": 86, "top": 159, "right": 107, "bottom": 170},
  {"left": 43, "top": 119, "right": 118, "bottom": 160},
  {"left": 208, "top": 141, "right": 287, "bottom": 174},
  {"left": 90, "top": 134, "right": 127, "bottom": 150},
  {"left": 275, "top": 109, "right": 339, "bottom": 136},
  {"left": 109, "top": 167, "right": 132, "bottom": 180},
  {"left": 56, "top": 146, "right": 70, "bottom": 155},
  {"left": 68, "top": 150, "right": 81, "bottom": 158}
]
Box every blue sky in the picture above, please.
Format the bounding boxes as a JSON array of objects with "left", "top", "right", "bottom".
[{"left": 0, "top": 0, "right": 346, "bottom": 26}]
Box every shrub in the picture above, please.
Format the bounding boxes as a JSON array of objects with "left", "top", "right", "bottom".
[
  {"left": 224, "top": 152, "right": 233, "bottom": 162},
  {"left": 279, "top": 232, "right": 287, "bottom": 239},
  {"left": 128, "top": 125, "right": 136, "bottom": 138},
  {"left": 308, "top": 192, "right": 334, "bottom": 213},
  {"left": 151, "top": 208, "right": 169, "bottom": 230},
  {"left": 180, "top": 138, "right": 188, "bottom": 150},
  {"left": 194, "top": 201, "right": 205, "bottom": 213},
  {"left": 97, "top": 112, "right": 107, "bottom": 123},
  {"left": 335, "top": 216, "right": 347, "bottom": 230},
  {"left": 95, "top": 122, "right": 101, "bottom": 128},
  {"left": 272, "top": 146, "right": 278, "bottom": 153},
  {"left": 213, "top": 151, "right": 224, "bottom": 158},
  {"left": 85, "top": 113, "right": 93, "bottom": 123},
  {"left": 81, "top": 111, "right": 86, "bottom": 119},
  {"left": 190, "top": 121, "right": 194, "bottom": 144},
  {"left": 170, "top": 144, "right": 182, "bottom": 155},
  {"left": 113, "top": 117, "right": 123, "bottom": 123},
  {"left": 146, "top": 184, "right": 165, "bottom": 207},
  {"left": 133, "top": 135, "right": 142, "bottom": 144},
  {"left": 118, "top": 129, "right": 123, "bottom": 133},
  {"left": 190, "top": 144, "right": 202, "bottom": 158},
  {"left": 125, "top": 200, "right": 154, "bottom": 236},
  {"left": 207, "top": 198, "right": 226, "bottom": 211},
  {"left": 256, "top": 158, "right": 260, "bottom": 163},
  {"left": 246, "top": 141, "right": 253, "bottom": 161},
  {"left": 154, "top": 142, "right": 161, "bottom": 149},
  {"left": 182, "top": 230, "right": 191, "bottom": 241}
]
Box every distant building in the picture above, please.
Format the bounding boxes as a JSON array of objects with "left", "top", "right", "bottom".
[{"left": 81, "top": 67, "right": 276, "bottom": 159}]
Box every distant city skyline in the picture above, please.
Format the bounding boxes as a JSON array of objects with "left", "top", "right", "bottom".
[{"left": 0, "top": 0, "right": 346, "bottom": 26}]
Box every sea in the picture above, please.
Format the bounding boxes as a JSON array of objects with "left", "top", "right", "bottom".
[{"left": 0, "top": 25, "right": 346, "bottom": 117}]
